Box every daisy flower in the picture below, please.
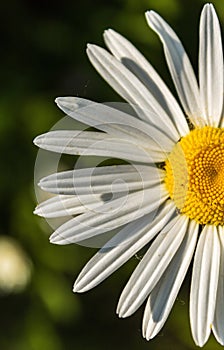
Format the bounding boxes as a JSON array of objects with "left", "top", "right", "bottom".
[{"left": 34, "top": 3, "right": 224, "bottom": 347}]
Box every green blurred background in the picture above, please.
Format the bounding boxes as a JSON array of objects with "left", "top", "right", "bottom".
[{"left": 1, "top": 0, "right": 224, "bottom": 349}]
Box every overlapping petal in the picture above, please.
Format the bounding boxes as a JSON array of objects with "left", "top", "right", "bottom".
[
  {"left": 146, "top": 10, "right": 204, "bottom": 126},
  {"left": 74, "top": 201, "right": 176, "bottom": 292},
  {"left": 103, "top": 29, "right": 189, "bottom": 137},
  {"left": 50, "top": 187, "right": 168, "bottom": 245},
  {"left": 142, "top": 220, "right": 198, "bottom": 340},
  {"left": 55, "top": 97, "right": 175, "bottom": 155},
  {"left": 117, "top": 215, "right": 189, "bottom": 318},
  {"left": 34, "top": 129, "right": 168, "bottom": 163},
  {"left": 87, "top": 44, "right": 181, "bottom": 140},
  {"left": 38, "top": 164, "right": 163, "bottom": 195}
]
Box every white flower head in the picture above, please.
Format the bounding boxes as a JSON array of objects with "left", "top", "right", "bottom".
[{"left": 34, "top": 3, "right": 224, "bottom": 347}]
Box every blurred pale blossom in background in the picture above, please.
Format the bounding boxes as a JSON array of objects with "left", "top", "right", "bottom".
[{"left": 0, "top": 237, "right": 32, "bottom": 294}]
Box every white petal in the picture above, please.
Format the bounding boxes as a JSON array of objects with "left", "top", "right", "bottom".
[
  {"left": 117, "top": 215, "right": 188, "bottom": 318},
  {"left": 104, "top": 28, "right": 189, "bottom": 137},
  {"left": 212, "top": 226, "right": 224, "bottom": 345},
  {"left": 73, "top": 200, "right": 176, "bottom": 293},
  {"left": 55, "top": 96, "right": 175, "bottom": 156},
  {"left": 87, "top": 44, "right": 181, "bottom": 141},
  {"left": 190, "top": 225, "right": 220, "bottom": 347},
  {"left": 142, "top": 219, "right": 198, "bottom": 340},
  {"left": 34, "top": 130, "right": 162, "bottom": 163},
  {"left": 34, "top": 128, "right": 169, "bottom": 163},
  {"left": 146, "top": 11, "right": 205, "bottom": 126},
  {"left": 199, "top": 4, "right": 223, "bottom": 126},
  {"left": 38, "top": 164, "right": 163, "bottom": 195},
  {"left": 50, "top": 187, "right": 168, "bottom": 245},
  {"left": 34, "top": 194, "right": 105, "bottom": 218}
]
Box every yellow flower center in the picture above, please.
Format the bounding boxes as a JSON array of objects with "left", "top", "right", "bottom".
[{"left": 165, "top": 126, "right": 224, "bottom": 225}]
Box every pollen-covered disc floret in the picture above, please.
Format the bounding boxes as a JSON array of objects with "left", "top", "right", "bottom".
[{"left": 165, "top": 126, "right": 224, "bottom": 225}]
